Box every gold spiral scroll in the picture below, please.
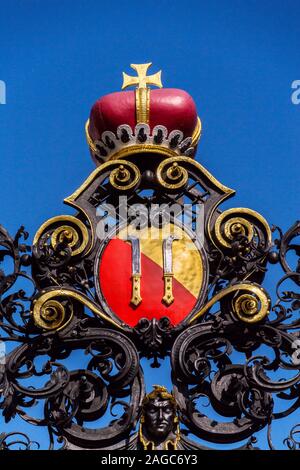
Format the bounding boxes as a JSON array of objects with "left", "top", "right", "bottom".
[
  {"left": 156, "top": 158, "right": 189, "bottom": 191},
  {"left": 32, "top": 294, "right": 72, "bottom": 331},
  {"left": 109, "top": 162, "right": 141, "bottom": 191},
  {"left": 33, "top": 215, "right": 90, "bottom": 257},
  {"left": 213, "top": 208, "right": 272, "bottom": 250},
  {"left": 32, "top": 289, "right": 123, "bottom": 331},
  {"left": 189, "top": 283, "right": 271, "bottom": 324}
]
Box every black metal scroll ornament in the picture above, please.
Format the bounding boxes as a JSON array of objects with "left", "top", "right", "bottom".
[{"left": 0, "top": 64, "right": 299, "bottom": 450}]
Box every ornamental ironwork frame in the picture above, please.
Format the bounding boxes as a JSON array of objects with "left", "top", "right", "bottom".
[{"left": 0, "top": 122, "right": 299, "bottom": 451}]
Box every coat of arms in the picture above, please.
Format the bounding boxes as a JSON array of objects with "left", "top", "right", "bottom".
[{"left": 0, "top": 63, "right": 299, "bottom": 451}]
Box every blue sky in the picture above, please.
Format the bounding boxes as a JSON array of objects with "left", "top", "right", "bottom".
[{"left": 0, "top": 0, "right": 300, "bottom": 450}]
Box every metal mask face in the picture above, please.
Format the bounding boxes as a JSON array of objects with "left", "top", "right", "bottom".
[{"left": 143, "top": 397, "right": 175, "bottom": 440}]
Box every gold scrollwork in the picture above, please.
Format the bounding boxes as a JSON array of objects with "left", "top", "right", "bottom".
[
  {"left": 213, "top": 207, "right": 272, "bottom": 250},
  {"left": 33, "top": 295, "right": 72, "bottom": 331},
  {"left": 32, "top": 289, "right": 123, "bottom": 331},
  {"left": 155, "top": 156, "right": 234, "bottom": 198},
  {"left": 156, "top": 158, "right": 189, "bottom": 190},
  {"left": 33, "top": 215, "right": 90, "bottom": 257},
  {"left": 109, "top": 162, "right": 141, "bottom": 191},
  {"left": 189, "top": 282, "right": 271, "bottom": 324},
  {"left": 65, "top": 160, "right": 141, "bottom": 201}
]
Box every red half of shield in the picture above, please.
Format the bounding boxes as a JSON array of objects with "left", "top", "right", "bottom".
[{"left": 98, "top": 238, "right": 198, "bottom": 327}]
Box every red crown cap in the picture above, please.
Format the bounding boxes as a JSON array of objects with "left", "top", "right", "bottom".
[{"left": 86, "top": 63, "right": 201, "bottom": 165}]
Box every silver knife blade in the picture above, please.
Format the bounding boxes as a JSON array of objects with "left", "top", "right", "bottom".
[
  {"left": 163, "top": 235, "right": 178, "bottom": 274},
  {"left": 128, "top": 236, "right": 141, "bottom": 275}
]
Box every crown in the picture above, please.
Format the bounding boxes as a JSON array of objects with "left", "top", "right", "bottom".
[{"left": 86, "top": 63, "right": 201, "bottom": 165}]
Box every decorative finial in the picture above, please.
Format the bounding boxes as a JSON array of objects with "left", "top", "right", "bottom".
[
  {"left": 122, "top": 63, "right": 163, "bottom": 123},
  {"left": 122, "top": 63, "right": 163, "bottom": 90}
]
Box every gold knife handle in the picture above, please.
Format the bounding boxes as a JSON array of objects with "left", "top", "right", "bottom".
[
  {"left": 131, "top": 274, "right": 142, "bottom": 306},
  {"left": 163, "top": 273, "right": 174, "bottom": 306}
]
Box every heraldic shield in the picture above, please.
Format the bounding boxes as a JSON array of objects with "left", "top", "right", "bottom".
[
  {"left": 95, "top": 220, "right": 209, "bottom": 327},
  {"left": 2, "top": 63, "right": 299, "bottom": 451}
]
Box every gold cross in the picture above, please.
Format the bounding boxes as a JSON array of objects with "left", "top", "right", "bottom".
[{"left": 122, "top": 63, "right": 163, "bottom": 90}]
